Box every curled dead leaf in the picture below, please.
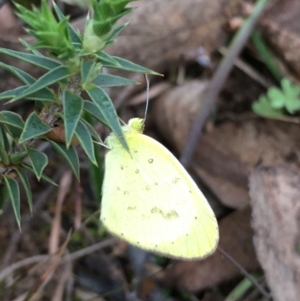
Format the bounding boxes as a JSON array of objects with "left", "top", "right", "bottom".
[{"left": 46, "top": 127, "right": 79, "bottom": 145}]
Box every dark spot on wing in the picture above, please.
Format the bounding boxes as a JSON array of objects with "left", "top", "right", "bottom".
[
  {"left": 151, "top": 207, "right": 179, "bottom": 220},
  {"left": 128, "top": 206, "right": 136, "bottom": 210},
  {"left": 135, "top": 169, "right": 139, "bottom": 174},
  {"left": 120, "top": 165, "right": 124, "bottom": 170},
  {"left": 148, "top": 158, "right": 154, "bottom": 163},
  {"left": 172, "top": 177, "right": 180, "bottom": 184}
]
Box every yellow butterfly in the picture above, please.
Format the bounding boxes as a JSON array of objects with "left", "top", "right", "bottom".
[{"left": 101, "top": 118, "right": 219, "bottom": 260}]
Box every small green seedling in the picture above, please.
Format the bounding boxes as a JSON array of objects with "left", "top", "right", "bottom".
[{"left": 252, "top": 77, "right": 300, "bottom": 118}]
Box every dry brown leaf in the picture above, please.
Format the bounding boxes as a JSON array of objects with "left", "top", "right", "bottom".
[
  {"left": 164, "top": 208, "right": 259, "bottom": 292},
  {"left": 0, "top": 4, "right": 17, "bottom": 33},
  {"left": 249, "top": 167, "right": 300, "bottom": 301}
]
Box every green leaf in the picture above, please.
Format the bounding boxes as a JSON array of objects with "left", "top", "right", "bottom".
[
  {"left": 48, "top": 140, "right": 79, "bottom": 179},
  {"left": 75, "top": 119, "right": 97, "bottom": 164},
  {"left": 267, "top": 87, "right": 285, "bottom": 109},
  {"left": 96, "top": 51, "right": 119, "bottom": 66},
  {"left": 12, "top": 65, "right": 70, "bottom": 102},
  {"left": 80, "top": 118, "right": 102, "bottom": 142},
  {"left": 52, "top": 1, "right": 82, "bottom": 45},
  {"left": 0, "top": 62, "right": 35, "bottom": 84},
  {"left": 3, "top": 176, "right": 20, "bottom": 227},
  {"left": 26, "top": 147, "right": 48, "bottom": 181},
  {"left": 86, "top": 85, "right": 128, "bottom": 151},
  {"left": 251, "top": 31, "right": 283, "bottom": 82},
  {"left": 281, "top": 78, "right": 293, "bottom": 94},
  {"left": 19, "top": 38, "right": 44, "bottom": 57},
  {"left": 0, "top": 86, "right": 28, "bottom": 101},
  {"left": 84, "top": 113, "right": 104, "bottom": 202},
  {"left": 0, "top": 184, "right": 9, "bottom": 213},
  {"left": 92, "top": 73, "right": 138, "bottom": 87},
  {"left": 0, "top": 126, "right": 10, "bottom": 164},
  {"left": 100, "top": 55, "right": 161, "bottom": 75},
  {"left": 5, "top": 126, "right": 22, "bottom": 140},
  {"left": 81, "top": 60, "right": 97, "bottom": 87},
  {"left": 105, "top": 23, "right": 127, "bottom": 45},
  {"left": 281, "top": 78, "right": 300, "bottom": 97},
  {"left": 63, "top": 91, "right": 84, "bottom": 147},
  {"left": 285, "top": 97, "right": 300, "bottom": 114},
  {"left": 0, "top": 65, "right": 57, "bottom": 102},
  {"left": 0, "top": 111, "right": 24, "bottom": 139},
  {"left": 22, "top": 163, "right": 58, "bottom": 186},
  {"left": 0, "top": 111, "right": 24, "bottom": 130},
  {"left": 14, "top": 168, "right": 33, "bottom": 212},
  {"left": 22, "top": 87, "right": 57, "bottom": 103},
  {"left": 92, "top": 20, "right": 113, "bottom": 38},
  {"left": 89, "top": 147, "right": 103, "bottom": 202},
  {"left": 0, "top": 85, "right": 29, "bottom": 100},
  {"left": 0, "top": 85, "right": 57, "bottom": 103},
  {"left": 0, "top": 48, "right": 61, "bottom": 70},
  {"left": 9, "top": 151, "right": 27, "bottom": 165},
  {"left": 252, "top": 95, "right": 283, "bottom": 118},
  {"left": 225, "top": 272, "right": 261, "bottom": 301},
  {"left": 288, "top": 86, "right": 300, "bottom": 97},
  {"left": 83, "top": 100, "right": 108, "bottom": 126},
  {"left": 0, "top": 126, "right": 11, "bottom": 152},
  {"left": 19, "top": 111, "right": 51, "bottom": 143}
]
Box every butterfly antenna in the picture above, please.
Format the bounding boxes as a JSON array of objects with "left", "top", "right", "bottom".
[
  {"left": 119, "top": 117, "right": 126, "bottom": 125},
  {"left": 143, "top": 74, "right": 150, "bottom": 126}
]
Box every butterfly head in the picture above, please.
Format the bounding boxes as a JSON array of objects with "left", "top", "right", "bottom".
[
  {"left": 105, "top": 118, "right": 145, "bottom": 149},
  {"left": 127, "top": 118, "right": 145, "bottom": 134}
]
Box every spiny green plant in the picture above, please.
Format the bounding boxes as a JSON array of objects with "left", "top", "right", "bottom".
[{"left": 0, "top": 0, "right": 159, "bottom": 227}]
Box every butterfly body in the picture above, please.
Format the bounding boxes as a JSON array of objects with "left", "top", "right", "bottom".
[{"left": 101, "top": 118, "right": 219, "bottom": 259}]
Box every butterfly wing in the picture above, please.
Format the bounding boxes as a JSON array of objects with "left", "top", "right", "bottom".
[{"left": 101, "top": 133, "right": 219, "bottom": 259}]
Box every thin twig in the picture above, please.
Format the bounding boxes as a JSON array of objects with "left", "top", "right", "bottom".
[
  {"left": 219, "top": 46, "right": 271, "bottom": 88},
  {"left": 218, "top": 247, "right": 271, "bottom": 300},
  {"left": 49, "top": 171, "right": 73, "bottom": 254},
  {"left": 0, "top": 238, "right": 118, "bottom": 282}
]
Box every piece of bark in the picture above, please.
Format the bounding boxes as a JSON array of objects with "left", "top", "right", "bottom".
[
  {"left": 249, "top": 167, "right": 300, "bottom": 301},
  {"left": 164, "top": 208, "right": 260, "bottom": 292},
  {"left": 260, "top": 0, "right": 300, "bottom": 78},
  {"left": 151, "top": 80, "right": 300, "bottom": 209}
]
